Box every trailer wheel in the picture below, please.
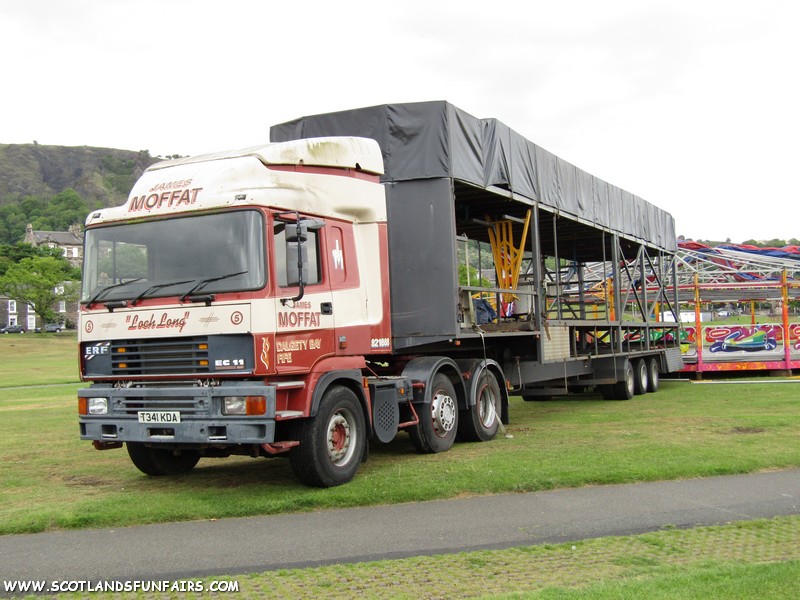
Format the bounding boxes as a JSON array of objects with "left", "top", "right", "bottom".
[
  {"left": 633, "top": 359, "right": 649, "bottom": 395},
  {"left": 410, "top": 373, "right": 458, "bottom": 453},
  {"left": 600, "top": 361, "right": 635, "bottom": 400},
  {"left": 126, "top": 443, "right": 200, "bottom": 476},
  {"left": 290, "top": 386, "right": 365, "bottom": 487},
  {"left": 647, "top": 358, "right": 660, "bottom": 393},
  {"left": 458, "top": 369, "right": 501, "bottom": 442}
]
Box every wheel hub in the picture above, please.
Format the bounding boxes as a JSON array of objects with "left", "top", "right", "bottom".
[
  {"left": 327, "top": 413, "right": 352, "bottom": 464},
  {"left": 431, "top": 392, "right": 456, "bottom": 437}
]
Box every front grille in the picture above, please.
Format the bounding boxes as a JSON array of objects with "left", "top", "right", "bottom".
[
  {"left": 112, "top": 337, "right": 210, "bottom": 375},
  {"left": 115, "top": 396, "right": 210, "bottom": 416}
]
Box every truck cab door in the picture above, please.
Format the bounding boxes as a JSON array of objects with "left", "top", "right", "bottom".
[{"left": 272, "top": 216, "right": 336, "bottom": 373}]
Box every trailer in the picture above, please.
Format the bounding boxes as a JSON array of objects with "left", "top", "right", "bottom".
[{"left": 77, "top": 101, "right": 682, "bottom": 486}]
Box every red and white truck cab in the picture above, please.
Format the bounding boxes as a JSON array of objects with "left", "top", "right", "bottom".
[{"left": 78, "top": 137, "right": 412, "bottom": 487}]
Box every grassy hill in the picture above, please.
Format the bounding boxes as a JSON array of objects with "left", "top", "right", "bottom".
[{"left": 0, "top": 143, "right": 160, "bottom": 209}]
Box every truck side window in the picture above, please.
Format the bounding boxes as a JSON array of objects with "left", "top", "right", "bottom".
[
  {"left": 274, "top": 222, "right": 322, "bottom": 287},
  {"left": 328, "top": 226, "right": 347, "bottom": 285}
]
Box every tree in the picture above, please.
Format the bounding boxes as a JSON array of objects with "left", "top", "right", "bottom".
[
  {"left": 0, "top": 204, "right": 27, "bottom": 245},
  {"left": 0, "top": 256, "right": 79, "bottom": 326},
  {"left": 0, "top": 242, "right": 67, "bottom": 276},
  {"left": 742, "top": 238, "right": 791, "bottom": 248},
  {"left": 46, "top": 189, "right": 90, "bottom": 231},
  {"left": 459, "top": 263, "right": 492, "bottom": 288},
  {"left": 0, "top": 189, "right": 91, "bottom": 245}
]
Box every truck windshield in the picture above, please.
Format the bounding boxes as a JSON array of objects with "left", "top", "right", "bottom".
[{"left": 81, "top": 210, "right": 266, "bottom": 303}]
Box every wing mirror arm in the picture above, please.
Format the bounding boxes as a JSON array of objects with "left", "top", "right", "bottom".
[{"left": 276, "top": 212, "right": 324, "bottom": 306}]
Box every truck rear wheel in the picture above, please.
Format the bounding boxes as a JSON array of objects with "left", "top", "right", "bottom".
[
  {"left": 126, "top": 443, "right": 200, "bottom": 476},
  {"left": 410, "top": 373, "right": 458, "bottom": 453},
  {"left": 290, "top": 386, "right": 366, "bottom": 487},
  {"left": 458, "top": 369, "right": 500, "bottom": 442}
]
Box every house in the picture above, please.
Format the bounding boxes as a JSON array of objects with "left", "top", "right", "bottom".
[
  {"left": 1, "top": 291, "right": 76, "bottom": 332},
  {"left": 0, "top": 224, "right": 83, "bottom": 330},
  {"left": 0, "top": 297, "right": 37, "bottom": 331},
  {"left": 24, "top": 223, "right": 83, "bottom": 268}
]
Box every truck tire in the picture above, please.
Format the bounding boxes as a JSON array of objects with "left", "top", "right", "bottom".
[
  {"left": 616, "top": 361, "right": 636, "bottom": 400},
  {"left": 410, "top": 373, "right": 459, "bottom": 453},
  {"left": 647, "top": 358, "right": 660, "bottom": 393},
  {"left": 290, "top": 386, "right": 366, "bottom": 487},
  {"left": 602, "top": 361, "right": 634, "bottom": 401},
  {"left": 126, "top": 443, "right": 200, "bottom": 476},
  {"left": 633, "top": 358, "right": 649, "bottom": 395},
  {"left": 458, "top": 369, "right": 500, "bottom": 442}
]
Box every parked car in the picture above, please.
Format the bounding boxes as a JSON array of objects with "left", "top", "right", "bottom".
[
  {"left": 1, "top": 325, "right": 26, "bottom": 334},
  {"left": 36, "top": 323, "right": 64, "bottom": 333}
]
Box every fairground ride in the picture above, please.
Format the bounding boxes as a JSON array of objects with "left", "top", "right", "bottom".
[{"left": 671, "top": 241, "right": 800, "bottom": 374}]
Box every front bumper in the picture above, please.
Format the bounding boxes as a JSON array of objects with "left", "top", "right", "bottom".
[{"left": 78, "top": 382, "right": 277, "bottom": 445}]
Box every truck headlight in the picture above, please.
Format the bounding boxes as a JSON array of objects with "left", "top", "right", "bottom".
[
  {"left": 223, "top": 396, "right": 266, "bottom": 416},
  {"left": 88, "top": 397, "right": 108, "bottom": 415},
  {"left": 223, "top": 396, "right": 247, "bottom": 415}
]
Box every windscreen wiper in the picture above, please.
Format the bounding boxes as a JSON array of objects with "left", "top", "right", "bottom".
[
  {"left": 129, "top": 279, "right": 195, "bottom": 306},
  {"left": 83, "top": 278, "right": 144, "bottom": 308},
  {"left": 180, "top": 271, "right": 248, "bottom": 302}
]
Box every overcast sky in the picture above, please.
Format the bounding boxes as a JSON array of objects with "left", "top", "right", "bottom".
[{"left": 1, "top": 0, "right": 797, "bottom": 244}]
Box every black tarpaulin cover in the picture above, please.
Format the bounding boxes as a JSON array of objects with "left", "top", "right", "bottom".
[{"left": 270, "top": 101, "right": 676, "bottom": 252}]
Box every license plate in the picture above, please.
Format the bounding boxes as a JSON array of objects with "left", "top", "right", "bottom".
[{"left": 138, "top": 411, "right": 181, "bottom": 424}]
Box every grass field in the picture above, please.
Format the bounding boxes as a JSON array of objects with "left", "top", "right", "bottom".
[
  {"left": 235, "top": 516, "right": 800, "bottom": 599},
  {"left": 2, "top": 335, "right": 798, "bottom": 598},
  {"left": 0, "top": 333, "right": 79, "bottom": 387},
  {"left": 1, "top": 335, "right": 798, "bottom": 537}
]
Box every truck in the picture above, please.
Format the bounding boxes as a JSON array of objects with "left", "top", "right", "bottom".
[{"left": 78, "top": 101, "right": 683, "bottom": 487}]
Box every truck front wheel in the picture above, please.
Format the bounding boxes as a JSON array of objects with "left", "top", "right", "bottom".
[
  {"left": 410, "top": 373, "right": 459, "bottom": 453},
  {"left": 290, "top": 386, "right": 366, "bottom": 487},
  {"left": 126, "top": 443, "right": 200, "bottom": 476}
]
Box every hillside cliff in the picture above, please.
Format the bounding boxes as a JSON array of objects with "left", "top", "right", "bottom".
[{"left": 0, "top": 143, "right": 160, "bottom": 208}]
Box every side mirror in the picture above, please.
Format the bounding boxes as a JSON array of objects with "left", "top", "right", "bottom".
[
  {"left": 279, "top": 217, "right": 324, "bottom": 304},
  {"left": 285, "top": 242, "right": 308, "bottom": 286},
  {"left": 285, "top": 222, "right": 308, "bottom": 243}
]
